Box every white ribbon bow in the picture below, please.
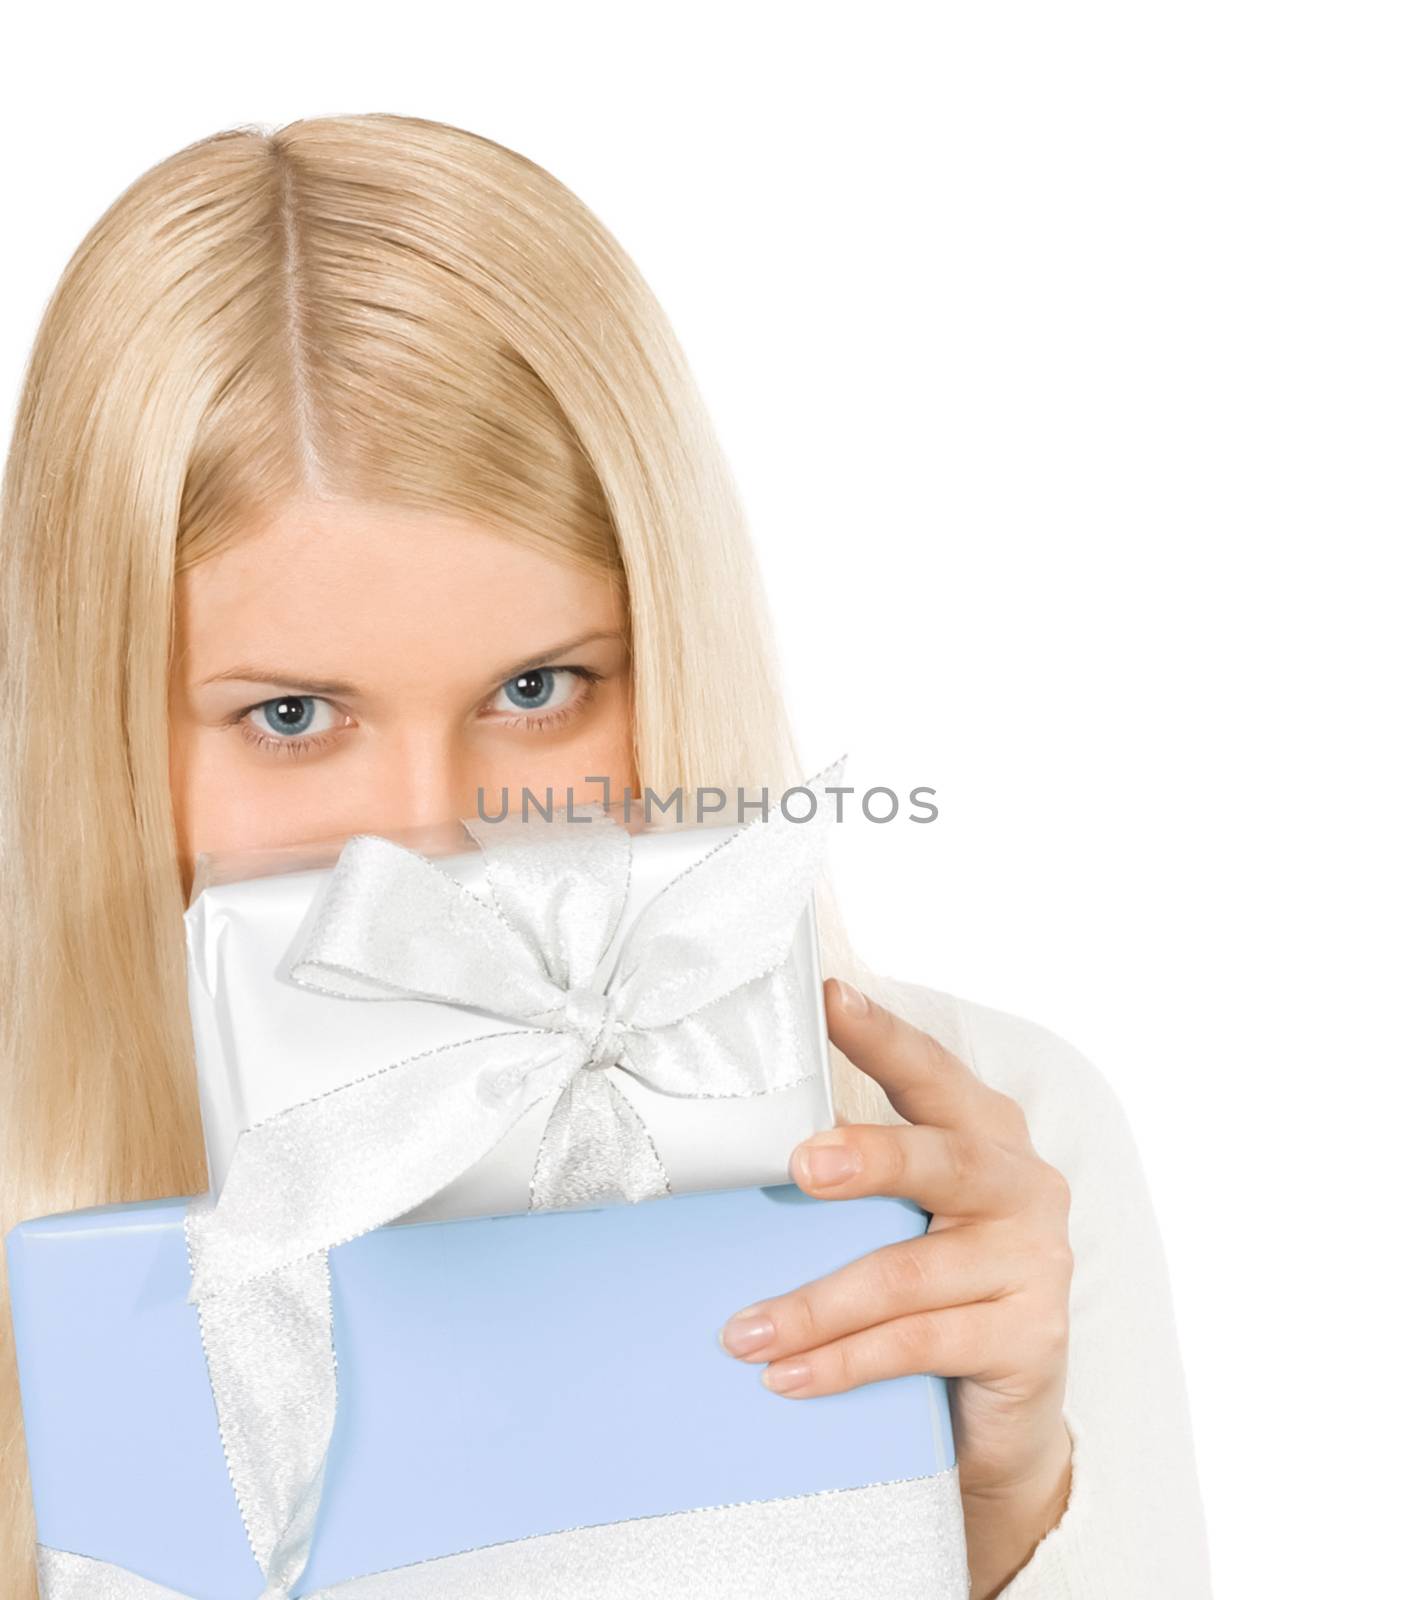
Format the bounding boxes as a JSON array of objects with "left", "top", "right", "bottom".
[{"left": 180, "top": 759, "right": 846, "bottom": 1597}]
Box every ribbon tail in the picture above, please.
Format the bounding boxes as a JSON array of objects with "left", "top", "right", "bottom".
[
  {"left": 188, "top": 1030, "right": 576, "bottom": 1299},
  {"left": 182, "top": 1033, "right": 581, "bottom": 1594},
  {"left": 529, "top": 1069, "right": 671, "bottom": 1211},
  {"left": 184, "top": 1198, "right": 334, "bottom": 1597},
  {"left": 37, "top": 1547, "right": 192, "bottom": 1599}
]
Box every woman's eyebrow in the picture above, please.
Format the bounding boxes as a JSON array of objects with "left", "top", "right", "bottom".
[
  {"left": 197, "top": 629, "right": 627, "bottom": 694},
  {"left": 494, "top": 628, "right": 627, "bottom": 680}
]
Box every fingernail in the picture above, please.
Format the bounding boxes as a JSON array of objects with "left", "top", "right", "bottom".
[
  {"left": 762, "top": 1358, "right": 812, "bottom": 1393},
  {"left": 719, "top": 1305, "right": 776, "bottom": 1357},
  {"left": 832, "top": 978, "right": 869, "bottom": 1017},
  {"left": 791, "top": 1134, "right": 861, "bottom": 1187}
]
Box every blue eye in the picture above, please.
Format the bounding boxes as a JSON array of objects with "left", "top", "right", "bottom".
[
  {"left": 502, "top": 668, "right": 558, "bottom": 710},
  {"left": 237, "top": 694, "right": 345, "bottom": 760},
  {"left": 249, "top": 695, "right": 336, "bottom": 739},
  {"left": 486, "top": 666, "right": 598, "bottom": 727}
]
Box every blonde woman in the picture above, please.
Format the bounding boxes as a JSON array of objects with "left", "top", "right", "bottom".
[{"left": 0, "top": 115, "right": 1212, "bottom": 1599}]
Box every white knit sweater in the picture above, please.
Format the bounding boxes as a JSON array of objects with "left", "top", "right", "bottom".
[{"left": 862, "top": 972, "right": 1214, "bottom": 1598}]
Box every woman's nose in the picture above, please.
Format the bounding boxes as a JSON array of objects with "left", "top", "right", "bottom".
[{"left": 360, "top": 734, "right": 480, "bottom": 838}]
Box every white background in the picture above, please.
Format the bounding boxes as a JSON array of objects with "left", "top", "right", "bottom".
[{"left": 3, "top": 5, "right": 1402, "bottom": 1591}]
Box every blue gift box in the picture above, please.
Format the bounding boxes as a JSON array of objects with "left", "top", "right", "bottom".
[{"left": 8, "top": 1183, "right": 965, "bottom": 1597}]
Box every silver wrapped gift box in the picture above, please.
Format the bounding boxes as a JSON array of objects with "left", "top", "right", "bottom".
[{"left": 184, "top": 775, "right": 840, "bottom": 1229}]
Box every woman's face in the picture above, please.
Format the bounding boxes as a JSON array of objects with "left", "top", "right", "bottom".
[{"left": 168, "top": 496, "right": 637, "bottom": 898}]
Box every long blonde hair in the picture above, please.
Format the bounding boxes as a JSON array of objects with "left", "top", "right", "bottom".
[{"left": 0, "top": 112, "right": 897, "bottom": 1591}]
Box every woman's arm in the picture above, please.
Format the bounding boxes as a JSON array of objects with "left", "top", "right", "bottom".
[{"left": 882, "top": 977, "right": 1214, "bottom": 1598}]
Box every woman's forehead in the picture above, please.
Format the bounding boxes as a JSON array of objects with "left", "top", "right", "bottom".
[{"left": 172, "top": 497, "right": 625, "bottom": 697}]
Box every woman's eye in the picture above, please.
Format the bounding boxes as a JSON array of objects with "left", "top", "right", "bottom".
[
  {"left": 487, "top": 667, "right": 584, "bottom": 720},
  {"left": 245, "top": 695, "right": 340, "bottom": 743}
]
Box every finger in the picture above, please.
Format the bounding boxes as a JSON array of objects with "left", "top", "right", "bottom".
[
  {"left": 757, "top": 1298, "right": 1011, "bottom": 1397},
  {"left": 789, "top": 1119, "right": 1036, "bottom": 1220},
  {"left": 718, "top": 1225, "right": 1004, "bottom": 1366},
  {"left": 824, "top": 977, "right": 1009, "bottom": 1134}
]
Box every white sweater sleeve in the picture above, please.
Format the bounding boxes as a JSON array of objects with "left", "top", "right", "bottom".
[{"left": 864, "top": 975, "right": 1214, "bottom": 1598}]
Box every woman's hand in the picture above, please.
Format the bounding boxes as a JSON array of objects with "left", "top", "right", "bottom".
[{"left": 717, "top": 977, "right": 1075, "bottom": 1598}]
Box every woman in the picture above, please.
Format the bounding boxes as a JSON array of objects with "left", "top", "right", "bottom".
[{"left": 0, "top": 113, "right": 1212, "bottom": 1598}]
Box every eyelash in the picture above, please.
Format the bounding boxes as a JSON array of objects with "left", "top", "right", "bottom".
[{"left": 234, "top": 666, "right": 604, "bottom": 761}]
